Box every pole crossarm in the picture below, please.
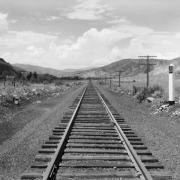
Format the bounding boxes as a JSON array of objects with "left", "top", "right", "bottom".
[
  {"left": 138, "top": 55, "right": 157, "bottom": 58},
  {"left": 139, "top": 63, "right": 156, "bottom": 66}
]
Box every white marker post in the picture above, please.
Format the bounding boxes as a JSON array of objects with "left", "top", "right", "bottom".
[{"left": 169, "top": 64, "right": 175, "bottom": 105}]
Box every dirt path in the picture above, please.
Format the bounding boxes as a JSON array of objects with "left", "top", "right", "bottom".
[
  {"left": 96, "top": 82, "right": 180, "bottom": 180},
  {"left": 0, "top": 83, "right": 86, "bottom": 180}
]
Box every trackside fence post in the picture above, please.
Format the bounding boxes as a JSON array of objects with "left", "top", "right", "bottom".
[{"left": 169, "top": 64, "right": 175, "bottom": 105}]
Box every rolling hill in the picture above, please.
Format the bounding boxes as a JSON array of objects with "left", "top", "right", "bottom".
[
  {"left": 75, "top": 58, "right": 170, "bottom": 78},
  {"left": 4, "top": 57, "right": 180, "bottom": 79},
  {"left": 0, "top": 58, "right": 19, "bottom": 76},
  {"left": 12, "top": 64, "right": 98, "bottom": 77},
  {"left": 12, "top": 64, "right": 70, "bottom": 77}
]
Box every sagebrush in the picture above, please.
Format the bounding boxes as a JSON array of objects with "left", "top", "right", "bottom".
[{"left": 133, "top": 84, "right": 164, "bottom": 103}]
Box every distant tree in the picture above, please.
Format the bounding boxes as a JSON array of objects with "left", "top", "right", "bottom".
[
  {"left": 27, "top": 71, "right": 32, "bottom": 81},
  {"left": 45, "top": 74, "right": 53, "bottom": 83},
  {"left": 37, "top": 75, "right": 44, "bottom": 83},
  {"left": 33, "top": 71, "right": 38, "bottom": 79},
  {"left": 74, "top": 76, "right": 79, "bottom": 80},
  {"left": 2, "top": 71, "right": 9, "bottom": 79},
  {"left": 30, "top": 76, "right": 37, "bottom": 83},
  {"left": 17, "top": 72, "right": 23, "bottom": 80}
]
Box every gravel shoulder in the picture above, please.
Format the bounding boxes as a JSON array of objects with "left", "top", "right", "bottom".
[
  {"left": 96, "top": 82, "right": 180, "bottom": 180},
  {"left": 0, "top": 83, "right": 86, "bottom": 180}
]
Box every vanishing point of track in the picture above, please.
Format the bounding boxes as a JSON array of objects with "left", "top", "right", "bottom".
[{"left": 21, "top": 81, "right": 172, "bottom": 180}]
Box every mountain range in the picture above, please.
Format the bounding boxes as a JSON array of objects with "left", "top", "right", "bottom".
[
  {"left": 74, "top": 58, "right": 171, "bottom": 78},
  {"left": 0, "top": 57, "right": 179, "bottom": 78},
  {"left": 0, "top": 58, "right": 19, "bottom": 76},
  {"left": 12, "top": 64, "right": 98, "bottom": 77}
]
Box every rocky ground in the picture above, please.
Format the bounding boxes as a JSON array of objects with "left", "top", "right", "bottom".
[
  {"left": 1, "top": 80, "right": 180, "bottom": 180},
  {"left": 96, "top": 81, "right": 180, "bottom": 180},
  {"left": 0, "top": 82, "right": 82, "bottom": 144},
  {"left": 0, "top": 81, "right": 86, "bottom": 180}
]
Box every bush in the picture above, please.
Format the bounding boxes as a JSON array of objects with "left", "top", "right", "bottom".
[
  {"left": 136, "top": 87, "right": 151, "bottom": 103},
  {"left": 43, "top": 80, "right": 50, "bottom": 85},
  {"left": 133, "top": 84, "right": 164, "bottom": 103},
  {"left": 133, "top": 85, "right": 140, "bottom": 95},
  {"left": 55, "top": 81, "right": 63, "bottom": 86},
  {"left": 152, "top": 84, "right": 164, "bottom": 93}
]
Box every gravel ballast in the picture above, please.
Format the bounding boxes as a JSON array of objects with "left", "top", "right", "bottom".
[
  {"left": 96, "top": 82, "right": 180, "bottom": 180},
  {"left": 0, "top": 83, "right": 86, "bottom": 180}
]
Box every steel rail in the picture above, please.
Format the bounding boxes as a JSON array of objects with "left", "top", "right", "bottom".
[
  {"left": 95, "top": 85, "right": 153, "bottom": 180},
  {"left": 42, "top": 85, "right": 88, "bottom": 180}
]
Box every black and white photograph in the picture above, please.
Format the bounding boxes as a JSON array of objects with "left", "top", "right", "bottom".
[{"left": 0, "top": 0, "right": 179, "bottom": 179}]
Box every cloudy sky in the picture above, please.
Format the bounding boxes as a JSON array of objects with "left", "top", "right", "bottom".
[{"left": 0, "top": 0, "right": 180, "bottom": 70}]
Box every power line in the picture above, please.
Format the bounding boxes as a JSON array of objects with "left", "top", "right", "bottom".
[
  {"left": 115, "top": 70, "right": 124, "bottom": 87},
  {"left": 138, "top": 55, "right": 157, "bottom": 87},
  {"left": 110, "top": 73, "right": 112, "bottom": 88}
]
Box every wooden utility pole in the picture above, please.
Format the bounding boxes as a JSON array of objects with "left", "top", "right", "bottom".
[
  {"left": 105, "top": 74, "right": 106, "bottom": 82},
  {"left": 110, "top": 73, "right": 112, "bottom": 88},
  {"left": 115, "top": 70, "right": 124, "bottom": 87},
  {"left": 138, "top": 55, "right": 157, "bottom": 87}
]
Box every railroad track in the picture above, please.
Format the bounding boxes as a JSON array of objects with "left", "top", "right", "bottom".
[{"left": 21, "top": 81, "right": 172, "bottom": 180}]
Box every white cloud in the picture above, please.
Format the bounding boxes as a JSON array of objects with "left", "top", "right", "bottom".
[
  {"left": 10, "top": 19, "right": 18, "bottom": 24},
  {"left": 4, "top": 27, "right": 129, "bottom": 68},
  {"left": 0, "top": 13, "right": 8, "bottom": 35},
  {"left": 2, "top": 52, "right": 10, "bottom": 58},
  {"left": 114, "top": 25, "right": 153, "bottom": 36},
  {"left": 46, "top": 28, "right": 131, "bottom": 67},
  {"left": 65, "top": 0, "right": 111, "bottom": 20},
  {"left": 2, "top": 46, "right": 46, "bottom": 66},
  {"left": 40, "top": 16, "right": 62, "bottom": 21},
  {"left": 92, "top": 47, "right": 122, "bottom": 66},
  {"left": 27, "top": 45, "right": 35, "bottom": 51},
  {"left": 4, "top": 23, "right": 180, "bottom": 69},
  {"left": 120, "top": 32, "right": 180, "bottom": 60},
  {"left": 66, "top": 9, "right": 103, "bottom": 20},
  {"left": 0, "top": 12, "right": 57, "bottom": 49},
  {"left": 107, "top": 18, "right": 129, "bottom": 24},
  {"left": 108, "top": 46, "right": 122, "bottom": 60},
  {"left": 0, "top": 31, "right": 57, "bottom": 47}
]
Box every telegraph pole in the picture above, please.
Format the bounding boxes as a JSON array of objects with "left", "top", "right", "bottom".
[
  {"left": 110, "top": 73, "right": 112, "bottom": 88},
  {"left": 138, "top": 55, "right": 157, "bottom": 87},
  {"left": 115, "top": 70, "right": 124, "bottom": 87}
]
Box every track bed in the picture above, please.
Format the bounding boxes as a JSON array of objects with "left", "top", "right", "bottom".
[{"left": 21, "top": 81, "right": 172, "bottom": 180}]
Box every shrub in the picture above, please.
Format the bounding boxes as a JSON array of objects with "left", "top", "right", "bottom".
[
  {"left": 136, "top": 87, "right": 150, "bottom": 103},
  {"left": 132, "top": 85, "right": 142, "bottom": 96},
  {"left": 151, "top": 90, "right": 163, "bottom": 98},
  {"left": 152, "top": 84, "right": 164, "bottom": 93},
  {"left": 134, "top": 84, "right": 164, "bottom": 103},
  {"left": 132, "top": 86, "right": 138, "bottom": 95},
  {"left": 43, "top": 80, "right": 49, "bottom": 85},
  {"left": 55, "top": 81, "right": 63, "bottom": 86}
]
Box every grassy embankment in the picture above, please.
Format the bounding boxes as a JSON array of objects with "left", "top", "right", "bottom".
[
  {"left": 0, "top": 79, "right": 84, "bottom": 145},
  {"left": 98, "top": 69, "right": 180, "bottom": 106},
  {"left": 103, "top": 72, "right": 180, "bottom": 99}
]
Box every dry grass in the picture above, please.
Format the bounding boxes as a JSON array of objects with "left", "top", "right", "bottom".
[
  {"left": 0, "top": 83, "right": 85, "bottom": 180},
  {"left": 0, "top": 80, "right": 84, "bottom": 145},
  {"left": 95, "top": 82, "right": 176, "bottom": 179},
  {"left": 105, "top": 73, "right": 180, "bottom": 99}
]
